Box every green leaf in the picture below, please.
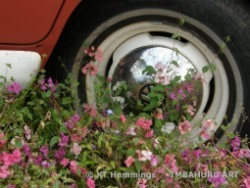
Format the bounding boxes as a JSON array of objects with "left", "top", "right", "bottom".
[
  {"left": 110, "top": 161, "right": 116, "bottom": 169},
  {"left": 42, "top": 91, "right": 52, "bottom": 98},
  {"left": 6, "top": 63, "right": 12, "bottom": 69},
  {"left": 50, "top": 136, "right": 59, "bottom": 147},
  {"left": 171, "top": 60, "right": 179, "bottom": 68},
  {"left": 98, "top": 135, "right": 103, "bottom": 148},
  {"left": 53, "top": 181, "right": 60, "bottom": 188},
  {"left": 219, "top": 42, "right": 226, "bottom": 53},
  {"left": 0, "top": 75, "right": 5, "bottom": 80},
  {"left": 14, "top": 128, "right": 23, "bottom": 135},
  {"left": 209, "top": 63, "right": 216, "bottom": 72},
  {"left": 0, "top": 99, "right": 4, "bottom": 108},
  {"left": 21, "top": 107, "right": 33, "bottom": 120},
  {"left": 134, "top": 160, "right": 143, "bottom": 172},
  {"left": 225, "top": 36, "right": 231, "bottom": 43},
  {"left": 142, "top": 66, "right": 156, "bottom": 75},
  {"left": 178, "top": 18, "right": 185, "bottom": 26},
  {"left": 132, "top": 138, "right": 140, "bottom": 145},
  {"left": 126, "top": 148, "right": 136, "bottom": 156},
  {"left": 15, "top": 139, "right": 23, "bottom": 148},
  {"left": 202, "top": 66, "right": 210, "bottom": 73},
  {"left": 51, "top": 109, "right": 62, "bottom": 125},
  {"left": 143, "top": 98, "right": 159, "bottom": 111},
  {"left": 171, "top": 33, "right": 179, "bottom": 39}
]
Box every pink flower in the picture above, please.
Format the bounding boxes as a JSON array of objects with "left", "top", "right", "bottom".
[
  {"left": 106, "top": 77, "right": 112, "bottom": 83},
  {"left": 187, "top": 105, "right": 195, "bottom": 116},
  {"left": 200, "top": 130, "right": 210, "bottom": 140},
  {"left": 154, "top": 62, "right": 167, "bottom": 69},
  {"left": 54, "top": 147, "right": 66, "bottom": 160},
  {"left": 237, "top": 149, "right": 250, "bottom": 158},
  {"left": 7, "top": 185, "right": 16, "bottom": 188},
  {"left": 0, "top": 133, "right": 6, "bottom": 148},
  {"left": 0, "top": 165, "right": 10, "bottom": 178},
  {"left": 70, "top": 134, "right": 83, "bottom": 142},
  {"left": 70, "top": 143, "right": 82, "bottom": 156},
  {"left": 136, "top": 150, "right": 152, "bottom": 161},
  {"left": 178, "top": 120, "right": 192, "bottom": 134},
  {"left": 82, "top": 127, "right": 89, "bottom": 137},
  {"left": 231, "top": 136, "right": 241, "bottom": 151},
  {"left": 136, "top": 117, "right": 152, "bottom": 131},
  {"left": 84, "top": 46, "right": 95, "bottom": 57},
  {"left": 126, "top": 126, "right": 137, "bottom": 136},
  {"left": 154, "top": 109, "right": 163, "bottom": 120},
  {"left": 24, "top": 125, "right": 31, "bottom": 140},
  {"left": 136, "top": 178, "right": 147, "bottom": 188},
  {"left": 150, "top": 155, "right": 159, "bottom": 167},
  {"left": 59, "top": 133, "right": 69, "bottom": 147},
  {"left": 152, "top": 138, "right": 159, "bottom": 148},
  {"left": 169, "top": 92, "right": 177, "bottom": 100},
  {"left": 181, "top": 149, "right": 192, "bottom": 163},
  {"left": 124, "top": 156, "right": 135, "bottom": 167},
  {"left": 145, "top": 130, "right": 154, "bottom": 138},
  {"left": 164, "top": 154, "right": 178, "bottom": 172},
  {"left": 243, "top": 176, "right": 250, "bottom": 188},
  {"left": 81, "top": 63, "right": 98, "bottom": 76},
  {"left": 196, "top": 163, "right": 208, "bottom": 173},
  {"left": 86, "top": 178, "right": 96, "bottom": 188},
  {"left": 39, "top": 78, "right": 58, "bottom": 92},
  {"left": 65, "top": 114, "right": 80, "bottom": 130},
  {"left": 185, "top": 82, "right": 193, "bottom": 93},
  {"left": 70, "top": 161, "right": 78, "bottom": 174},
  {"left": 83, "top": 104, "right": 97, "bottom": 117},
  {"left": 120, "top": 114, "right": 126, "bottom": 123},
  {"left": 193, "top": 149, "right": 202, "bottom": 159},
  {"left": 41, "top": 160, "right": 50, "bottom": 168},
  {"left": 177, "top": 88, "right": 186, "bottom": 99},
  {"left": 202, "top": 119, "right": 214, "bottom": 130},
  {"left": 96, "top": 118, "right": 110, "bottom": 128},
  {"left": 95, "top": 48, "right": 103, "bottom": 62},
  {"left": 11, "top": 149, "right": 22, "bottom": 163},
  {"left": 7, "top": 82, "right": 21, "bottom": 94},
  {"left": 154, "top": 71, "right": 170, "bottom": 85},
  {"left": 208, "top": 172, "right": 226, "bottom": 188},
  {"left": 60, "top": 158, "right": 69, "bottom": 167}
]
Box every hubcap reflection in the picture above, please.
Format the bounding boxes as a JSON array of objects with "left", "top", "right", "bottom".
[{"left": 110, "top": 46, "right": 203, "bottom": 112}]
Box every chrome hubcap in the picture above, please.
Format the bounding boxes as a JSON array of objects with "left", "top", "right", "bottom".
[{"left": 110, "top": 46, "right": 203, "bottom": 111}]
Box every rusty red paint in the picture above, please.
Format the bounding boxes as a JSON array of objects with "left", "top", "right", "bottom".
[{"left": 0, "top": 0, "right": 81, "bottom": 66}]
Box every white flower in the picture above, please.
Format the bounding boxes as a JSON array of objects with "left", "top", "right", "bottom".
[
  {"left": 161, "top": 122, "right": 175, "bottom": 134},
  {"left": 112, "top": 96, "right": 125, "bottom": 104},
  {"left": 106, "top": 109, "right": 113, "bottom": 115},
  {"left": 137, "top": 150, "right": 153, "bottom": 161},
  {"left": 112, "top": 81, "right": 123, "bottom": 91},
  {"left": 141, "top": 150, "right": 153, "bottom": 160}
]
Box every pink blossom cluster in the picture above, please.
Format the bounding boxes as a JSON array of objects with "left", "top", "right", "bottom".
[
  {"left": 0, "top": 149, "right": 22, "bottom": 178},
  {"left": 136, "top": 117, "right": 152, "bottom": 131},
  {"left": 81, "top": 46, "right": 103, "bottom": 76},
  {"left": 199, "top": 119, "right": 215, "bottom": 140},
  {"left": 7, "top": 82, "right": 21, "bottom": 94},
  {"left": 83, "top": 104, "right": 97, "bottom": 117},
  {"left": 65, "top": 114, "right": 80, "bottom": 130},
  {"left": 39, "top": 77, "right": 58, "bottom": 93}
]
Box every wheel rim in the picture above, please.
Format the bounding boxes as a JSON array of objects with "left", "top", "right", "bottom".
[{"left": 72, "top": 9, "right": 243, "bottom": 141}]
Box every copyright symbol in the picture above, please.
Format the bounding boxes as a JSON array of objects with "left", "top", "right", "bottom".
[{"left": 86, "top": 171, "right": 94, "bottom": 178}]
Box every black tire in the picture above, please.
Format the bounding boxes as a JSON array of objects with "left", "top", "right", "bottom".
[{"left": 47, "top": 0, "right": 250, "bottom": 140}]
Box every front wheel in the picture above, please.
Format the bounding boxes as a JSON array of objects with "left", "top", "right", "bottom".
[{"left": 49, "top": 0, "right": 250, "bottom": 141}]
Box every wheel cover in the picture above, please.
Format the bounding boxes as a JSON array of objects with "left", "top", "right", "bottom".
[{"left": 73, "top": 9, "right": 243, "bottom": 141}]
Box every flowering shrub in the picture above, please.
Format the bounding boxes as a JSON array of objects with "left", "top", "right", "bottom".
[{"left": 0, "top": 46, "right": 249, "bottom": 188}]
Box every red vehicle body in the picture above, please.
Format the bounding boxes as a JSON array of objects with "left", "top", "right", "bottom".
[
  {"left": 0, "top": 0, "right": 80, "bottom": 67},
  {"left": 0, "top": 0, "right": 250, "bottom": 140}
]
